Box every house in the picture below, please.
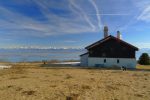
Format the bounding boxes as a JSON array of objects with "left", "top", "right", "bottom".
[{"left": 80, "top": 26, "right": 139, "bottom": 68}]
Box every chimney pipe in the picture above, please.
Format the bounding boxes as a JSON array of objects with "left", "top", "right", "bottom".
[
  {"left": 117, "top": 31, "right": 121, "bottom": 39},
  {"left": 104, "top": 26, "right": 108, "bottom": 38}
]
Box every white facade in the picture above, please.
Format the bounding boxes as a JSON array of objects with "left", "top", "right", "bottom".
[
  {"left": 88, "top": 57, "right": 137, "bottom": 68},
  {"left": 80, "top": 54, "right": 88, "bottom": 66}
]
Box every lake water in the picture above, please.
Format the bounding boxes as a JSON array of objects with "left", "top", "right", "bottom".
[
  {"left": 0, "top": 48, "right": 148, "bottom": 62},
  {"left": 0, "top": 49, "right": 85, "bottom": 62}
]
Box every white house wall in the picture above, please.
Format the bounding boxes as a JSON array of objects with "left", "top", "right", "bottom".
[
  {"left": 88, "top": 57, "right": 137, "bottom": 68},
  {"left": 80, "top": 54, "right": 88, "bottom": 66}
]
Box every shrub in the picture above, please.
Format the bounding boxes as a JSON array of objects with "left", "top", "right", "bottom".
[{"left": 138, "top": 53, "right": 150, "bottom": 65}]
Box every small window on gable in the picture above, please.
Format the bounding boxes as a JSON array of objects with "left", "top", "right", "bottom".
[
  {"left": 104, "top": 59, "right": 106, "bottom": 63},
  {"left": 117, "top": 59, "right": 119, "bottom": 63}
]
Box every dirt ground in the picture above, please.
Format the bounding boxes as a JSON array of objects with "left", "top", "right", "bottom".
[{"left": 0, "top": 63, "right": 149, "bottom": 100}]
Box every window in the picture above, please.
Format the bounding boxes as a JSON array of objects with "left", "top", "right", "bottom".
[
  {"left": 117, "top": 59, "right": 119, "bottom": 63},
  {"left": 104, "top": 59, "right": 106, "bottom": 63}
]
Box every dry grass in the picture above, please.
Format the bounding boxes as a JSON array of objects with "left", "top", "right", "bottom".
[
  {"left": 136, "top": 64, "right": 150, "bottom": 70},
  {"left": 0, "top": 63, "right": 149, "bottom": 100}
]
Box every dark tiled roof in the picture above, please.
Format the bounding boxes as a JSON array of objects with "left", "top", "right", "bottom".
[{"left": 85, "top": 35, "right": 138, "bottom": 50}]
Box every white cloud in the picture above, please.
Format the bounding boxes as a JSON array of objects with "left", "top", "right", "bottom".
[
  {"left": 0, "top": 0, "right": 140, "bottom": 39},
  {"left": 137, "top": 6, "right": 150, "bottom": 22},
  {"left": 0, "top": 0, "right": 99, "bottom": 39},
  {"left": 134, "top": 0, "right": 150, "bottom": 22},
  {"left": 68, "top": 0, "right": 96, "bottom": 31},
  {"left": 88, "top": 14, "right": 129, "bottom": 16},
  {"left": 33, "top": 0, "right": 99, "bottom": 34},
  {"left": 89, "top": 0, "right": 102, "bottom": 31}
]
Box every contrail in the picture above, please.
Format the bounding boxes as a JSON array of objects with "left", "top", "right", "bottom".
[
  {"left": 32, "top": 0, "right": 51, "bottom": 22},
  {"left": 137, "top": 6, "right": 150, "bottom": 21},
  {"left": 118, "top": 14, "right": 139, "bottom": 31},
  {"left": 69, "top": 0, "right": 96, "bottom": 31},
  {"left": 88, "top": 14, "right": 129, "bottom": 16},
  {"left": 89, "top": 0, "right": 102, "bottom": 31}
]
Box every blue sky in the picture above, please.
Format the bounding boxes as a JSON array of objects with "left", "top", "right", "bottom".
[{"left": 0, "top": 0, "right": 150, "bottom": 49}]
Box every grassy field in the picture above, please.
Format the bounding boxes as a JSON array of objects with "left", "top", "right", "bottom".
[
  {"left": 137, "top": 64, "right": 150, "bottom": 70},
  {"left": 0, "top": 63, "right": 149, "bottom": 100}
]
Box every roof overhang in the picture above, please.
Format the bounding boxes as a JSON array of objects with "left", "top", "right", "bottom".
[{"left": 80, "top": 52, "right": 88, "bottom": 56}]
